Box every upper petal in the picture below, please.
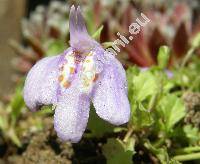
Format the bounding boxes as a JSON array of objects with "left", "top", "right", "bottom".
[
  {"left": 54, "top": 82, "right": 90, "bottom": 143},
  {"left": 92, "top": 53, "right": 130, "bottom": 125},
  {"left": 23, "top": 55, "right": 60, "bottom": 111},
  {"left": 69, "top": 6, "right": 100, "bottom": 53}
]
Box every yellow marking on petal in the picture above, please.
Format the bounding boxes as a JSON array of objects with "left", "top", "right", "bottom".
[
  {"left": 87, "top": 52, "right": 93, "bottom": 56},
  {"left": 79, "top": 51, "right": 97, "bottom": 92},
  {"left": 93, "top": 74, "right": 98, "bottom": 82},
  {"left": 70, "top": 67, "right": 75, "bottom": 74},
  {"left": 58, "top": 75, "right": 64, "bottom": 82},
  {"left": 58, "top": 51, "right": 77, "bottom": 89},
  {"left": 63, "top": 81, "right": 71, "bottom": 88}
]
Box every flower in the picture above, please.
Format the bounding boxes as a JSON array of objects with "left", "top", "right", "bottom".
[{"left": 23, "top": 6, "right": 130, "bottom": 143}]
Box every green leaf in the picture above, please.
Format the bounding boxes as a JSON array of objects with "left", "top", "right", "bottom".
[
  {"left": 8, "top": 129, "right": 21, "bottom": 147},
  {"left": 36, "top": 106, "right": 53, "bottom": 116},
  {"left": 126, "top": 67, "right": 140, "bottom": 101},
  {"left": 183, "top": 125, "right": 200, "bottom": 145},
  {"left": 133, "top": 71, "right": 157, "bottom": 101},
  {"left": 192, "top": 32, "right": 200, "bottom": 48},
  {"left": 169, "top": 159, "right": 181, "bottom": 164},
  {"left": 157, "top": 94, "right": 186, "bottom": 133},
  {"left": 0, "top": 116, "right": 7, "bottom": 130},
  {"left": 46, "top": 40, "right": 66, "bottom": 56},
  {"left": 130, "top": 103, "right": 154, "bottom": 128},
  {"left": 92, "top": 25, "right": 103, "bottom": 41},
  {"left": 102, "top": 42, "right": 115, "bottom": 49},
  {"left": 144, "top": 140, "right": 169, "bottom": 163},
  {"left": 87, "top": 107, "right": 114, "bottom": 137},
  {"left": 113, "top": 127, "right": 127, "bottom": 133},
  {"left": 103, "top": 138, "right": 134, "bottom": 164},
  {"left": 10, "top": 86, "right": 25, "bottom": 123},
  {"left": 85, "top": 8, "right": 95, "bottom": 34},
  {"left": 126, "top": 66, "right": 140, "bottom": 86},
  {"left": 157, "top": 46, "right": 170, "bottom": 69}
]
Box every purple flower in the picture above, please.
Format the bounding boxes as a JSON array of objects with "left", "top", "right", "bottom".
[
  {"left": 23, "top": 6, "right": 130, "bottom": 143},
  {"left": 165, "top": 70, "right": 173, "bottom": 78}
]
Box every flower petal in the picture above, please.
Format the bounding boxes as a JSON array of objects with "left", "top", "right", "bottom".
[
  {"left": 23, "top": 55, "right": 60, "bottom": 111},
  {"left": 69, "top": 6, "right": 99, "bottom": 53},
  {"left": 69, "top": 5, "right": 78, "bottom": 39},
  {"left": 54, "top": 84, "right": 90, "bottom": 143},
  {"left": 77, "top": 6, "right": 88, "bottom": 34},
  {"left": 92, "top": 53, "right": 130, "bottom": 125}
]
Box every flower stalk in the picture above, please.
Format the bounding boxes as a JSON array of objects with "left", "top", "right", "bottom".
[{"left": 173, "top": 152, "right": 200, "bottom": 161}]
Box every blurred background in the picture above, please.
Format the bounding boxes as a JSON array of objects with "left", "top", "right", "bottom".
[
  {"left": 0, "top": 0, "right": 64, "bottom": 97},
  {"left": 0, "top": 0, "right": 200, "bottom": 163},
  {"left": 1, "top": 0, "right": 200, "bottom": 97}
]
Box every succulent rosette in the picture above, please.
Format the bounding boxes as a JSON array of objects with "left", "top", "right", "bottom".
[{"left": 23, "top": 6, "right": 130, "bottom": 143}]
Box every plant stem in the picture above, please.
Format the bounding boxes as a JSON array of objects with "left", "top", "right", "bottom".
[
  {"left": 123, "top": 127, "right": 134, "bottom": 143},
  {"left": 153, "top": 138, "right": 165, "bottom": 148},
  {"left": 175, "top": 146, "right": 200, "bottom": 154},
  {"left": 148, "top": 93, "right": 158, "bottom": 112},
  {"left": 181, "top": 48, "right": 195, "bottom": 68},
  {"left": 173, "top": 152, "right": 200, "bottom": 161},
  {"left": 179, "top": 47, "right": 195, "bottom": 91}
]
